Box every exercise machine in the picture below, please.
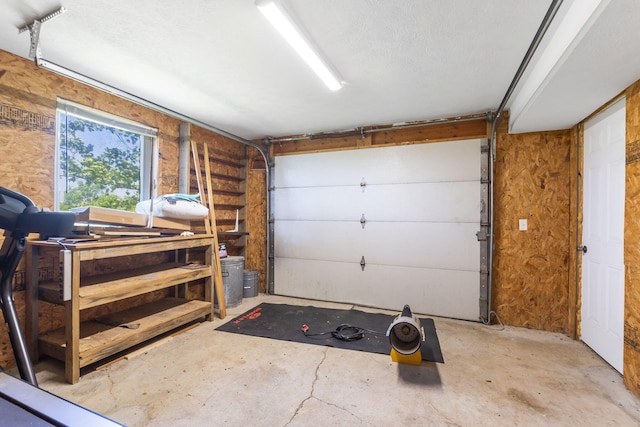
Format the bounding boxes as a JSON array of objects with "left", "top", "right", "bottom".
[
  {"left": 0, "top": 187, "right": 122, "bottom": 426},
  {"left": 0, "top": 187, "right": 75, "bottom": 385}
]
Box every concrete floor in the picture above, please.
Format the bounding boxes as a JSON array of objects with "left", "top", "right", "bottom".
[{"left": 33, "top": 294, "right": 640, "bottom": 426}]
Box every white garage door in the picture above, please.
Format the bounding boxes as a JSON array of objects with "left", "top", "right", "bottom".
[{"left": 273, "top": 139, "right": 483, "bottom": 321}]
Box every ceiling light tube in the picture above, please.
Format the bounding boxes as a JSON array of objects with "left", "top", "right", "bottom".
[{"left": 256, "top": 0, "right": 343, "bottom": 91}]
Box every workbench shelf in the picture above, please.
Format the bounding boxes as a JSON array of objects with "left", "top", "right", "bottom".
[
  {"left": 38, "top": 297, "right": 210, "bottom": 368},
  {"left": 26, "top": 235, "right": 215, "bottom": 384}
]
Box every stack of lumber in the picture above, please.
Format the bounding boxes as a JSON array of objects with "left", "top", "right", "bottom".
[{"left": 71, "top": 206, "right": 191, "bottom": 237}]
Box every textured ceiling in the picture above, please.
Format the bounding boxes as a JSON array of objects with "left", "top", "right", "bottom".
[{"left": 0, "top": 0, "right": 639, "bottom": 140}]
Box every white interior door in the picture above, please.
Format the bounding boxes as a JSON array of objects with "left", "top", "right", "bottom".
[
  {"left": 273, "top": 140, "right": 482, "bottom": 320},
  {"left": 581, "top": 98, "right": 626, "bottom": 373}
]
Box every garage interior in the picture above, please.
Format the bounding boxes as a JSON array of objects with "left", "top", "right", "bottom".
[{"left": 2, "top": 0, "right": 640, "bottom": 425}]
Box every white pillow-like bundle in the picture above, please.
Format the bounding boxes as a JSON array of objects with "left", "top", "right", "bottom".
[{"left": 136, "top": 194, "right": 209, "bottom": 220}]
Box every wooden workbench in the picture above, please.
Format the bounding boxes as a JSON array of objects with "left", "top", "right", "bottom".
[{"left": 25, "top": 234, "right": 215, "bottom": 384}]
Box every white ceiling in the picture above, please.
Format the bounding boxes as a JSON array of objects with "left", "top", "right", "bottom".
[{"left": 1, "top": 0, "right": 639, "bottom": 140}]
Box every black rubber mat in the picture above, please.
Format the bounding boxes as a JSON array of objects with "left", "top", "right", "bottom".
[{"left": 215, "top": 303, "right": 444, "bottom": 363}]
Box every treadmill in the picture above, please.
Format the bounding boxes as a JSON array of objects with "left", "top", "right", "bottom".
[{"left": 0, "top": 187, "right": 123, "bottom": 426}]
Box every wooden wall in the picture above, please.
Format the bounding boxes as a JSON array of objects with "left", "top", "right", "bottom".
[
  {"left": 245, "top": 149, "right": 268, "bottom": 292},
  {"left": 624, "top": 80, "right": 640, "bottom": 395},
  {"left": 0, "top": 50, "right": 258, "bottom": 370},
  {"left": 491, "top": 123, "right": 575, "bottom": 333}
]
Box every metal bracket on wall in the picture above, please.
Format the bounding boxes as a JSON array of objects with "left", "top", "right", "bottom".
[
  {"left": 360, "top": 214, "right": 366, "bottom": 229},
  {"left": 18, "top": 7, "right": 67, "bottom": 59},
  {"left": 360, "top": 256, "right": 366, "bottom": 271},
  {"left": 27, "top": 19, "right": 41, "bottom": 59}
]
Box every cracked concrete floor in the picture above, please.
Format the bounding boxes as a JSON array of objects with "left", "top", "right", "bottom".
[{"left": 34, "top": 295, "right": 640, "bottom": 426}]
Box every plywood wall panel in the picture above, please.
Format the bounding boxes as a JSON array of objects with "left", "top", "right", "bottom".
[
  {"left": 0, "top": 292, "right": 26, "bottom": 368},
  {"left": 0, "top": 127, "right": 56, "bottom": 207},
  {"left": 246, "top": 150, "right": 267, "bottom": 292},
  {"left": 624, "top": 80, "right": 640, "bottom": 395},
  {"left": 191, "top": 128, "right": 244, "bottom": 160},
  {"left": 568, "top": 126, "right": 581, "bottom": 339},
  {"left": 492, "top": 126, "right": 572, "bottom": 332}
]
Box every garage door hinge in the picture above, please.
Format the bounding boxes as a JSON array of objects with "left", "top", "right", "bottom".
[
  {"left": 360, "top": 214, "right": 366, "bottom": 229},
  {"left": 360, "top": 256, "right": 366, "bottom": 271},
  {"left": 360, "top": 177, "right": 367, "bottom": 192}
]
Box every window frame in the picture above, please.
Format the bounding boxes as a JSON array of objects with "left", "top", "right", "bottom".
[{"left": 54, "top": 99, "right": 159, "bottom": 212}]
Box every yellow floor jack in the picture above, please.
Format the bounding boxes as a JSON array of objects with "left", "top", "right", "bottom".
[{"left": 387, "top": 305, "right": 425, "bottom": 365}]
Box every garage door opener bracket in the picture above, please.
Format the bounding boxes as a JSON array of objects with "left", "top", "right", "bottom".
[{"left": 18, "top": 7, "right": 67, "bottom": 60}]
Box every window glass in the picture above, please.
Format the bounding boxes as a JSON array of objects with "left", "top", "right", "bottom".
[{"left": 55, "top": 100, "right": 157, "bottom": 211}]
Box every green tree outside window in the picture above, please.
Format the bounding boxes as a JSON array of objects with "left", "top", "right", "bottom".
[{"left": 58, "top": 115, "right": 141, "bottom": 211}]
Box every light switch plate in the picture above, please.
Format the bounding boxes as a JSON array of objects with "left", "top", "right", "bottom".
[{"left": 519, "top": 219, "right": 528, "bottom": 231}]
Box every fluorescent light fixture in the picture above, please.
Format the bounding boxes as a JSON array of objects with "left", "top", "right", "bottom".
[{"left": 256, "top": 0, "right": 343, "bottom": 91}]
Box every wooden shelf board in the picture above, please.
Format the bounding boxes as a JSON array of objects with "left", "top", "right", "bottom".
[
  {"left": 207, "top": 157, "right": 245, "bottom": 168},
  {"left": 38, "top": 263, "right": 213, "bottom": 307},
  {"left": 38, "top": 298, "right": 211, "bottom": 367},
  {"left": 214, "top": 204, "right": 244, "bottom": 211},
  {"left": 210, "top": 172, "right": 244, "bottom": 182},
  {"left": 212, "top": 189, "right": 244, "bottom": 197},
  {"left": 30, "top": 234, "right": 214, "bottom": 252},
  {"left": 78, "top": 263, "right": 212, "bottom": 309},
  {"left": 216, "top": 219, "right": 245, "bottom": 226},
  {"left": 72, "top": 206, "right": 191, "bottom": 231},
  {"left": 192, "top": 156, "right": 244, "bottom": 169}
]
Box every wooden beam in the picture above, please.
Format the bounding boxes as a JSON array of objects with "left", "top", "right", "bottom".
[
  {"left": 190, "top": 140, "right": 212, "bottom": 235},
  {"left": 203, "top": 143, "right": 226, "bottom": 319},
  {"left": 271, "top": 119, "right": 489, "bottom": 156}
]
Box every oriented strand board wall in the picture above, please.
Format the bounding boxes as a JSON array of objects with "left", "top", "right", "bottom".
[
  {"left": 0, "top": 50, "right": 251, "bottom": 370},
  {"left": 624, "top": 80, "right": 640, "bottom": 395},
  {"left": 492, "top": 124, "right": 573, "bottom": 333},
  {"left": 246, "top": 149, "right": 268, "bottom": 292},
  {"left": 0, "top": 50, "right": 178, "bottom": 369}
]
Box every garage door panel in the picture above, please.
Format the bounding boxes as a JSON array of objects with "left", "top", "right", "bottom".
[
  {"left": 274, "top": 220, "right": 365, "bottom": 260},
  {"left": 275, "top": 139, "right": 481, "bottom": 187},
  {"left": 275, "top": 258, "right": 479, "bottom": 321},
  {"left": 364, "top": 182, "right": 480, "bottom": 222},
  {"left": 273, "top": 186, "right": 364, "bottom": 221},
  {"left": 371, "top": 222, "right": 479, "bottom": 270},
  {"left": 275, "top": 181, "right": 480, "bottom": 223},
  {"left": 275, "top": 221, "right": 479, "bottom": 271},
  {"left": 273, "top": 139, "right": 482, "bottom": 320}
]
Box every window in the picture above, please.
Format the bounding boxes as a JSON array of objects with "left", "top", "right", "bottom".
[{"left": 55, "top": 100, "right": 158, "bottom": 212}]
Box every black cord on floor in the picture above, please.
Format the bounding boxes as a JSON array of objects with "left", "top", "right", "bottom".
[{"left": 301, "top": 324, "right": 386, "bottom": 341}]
